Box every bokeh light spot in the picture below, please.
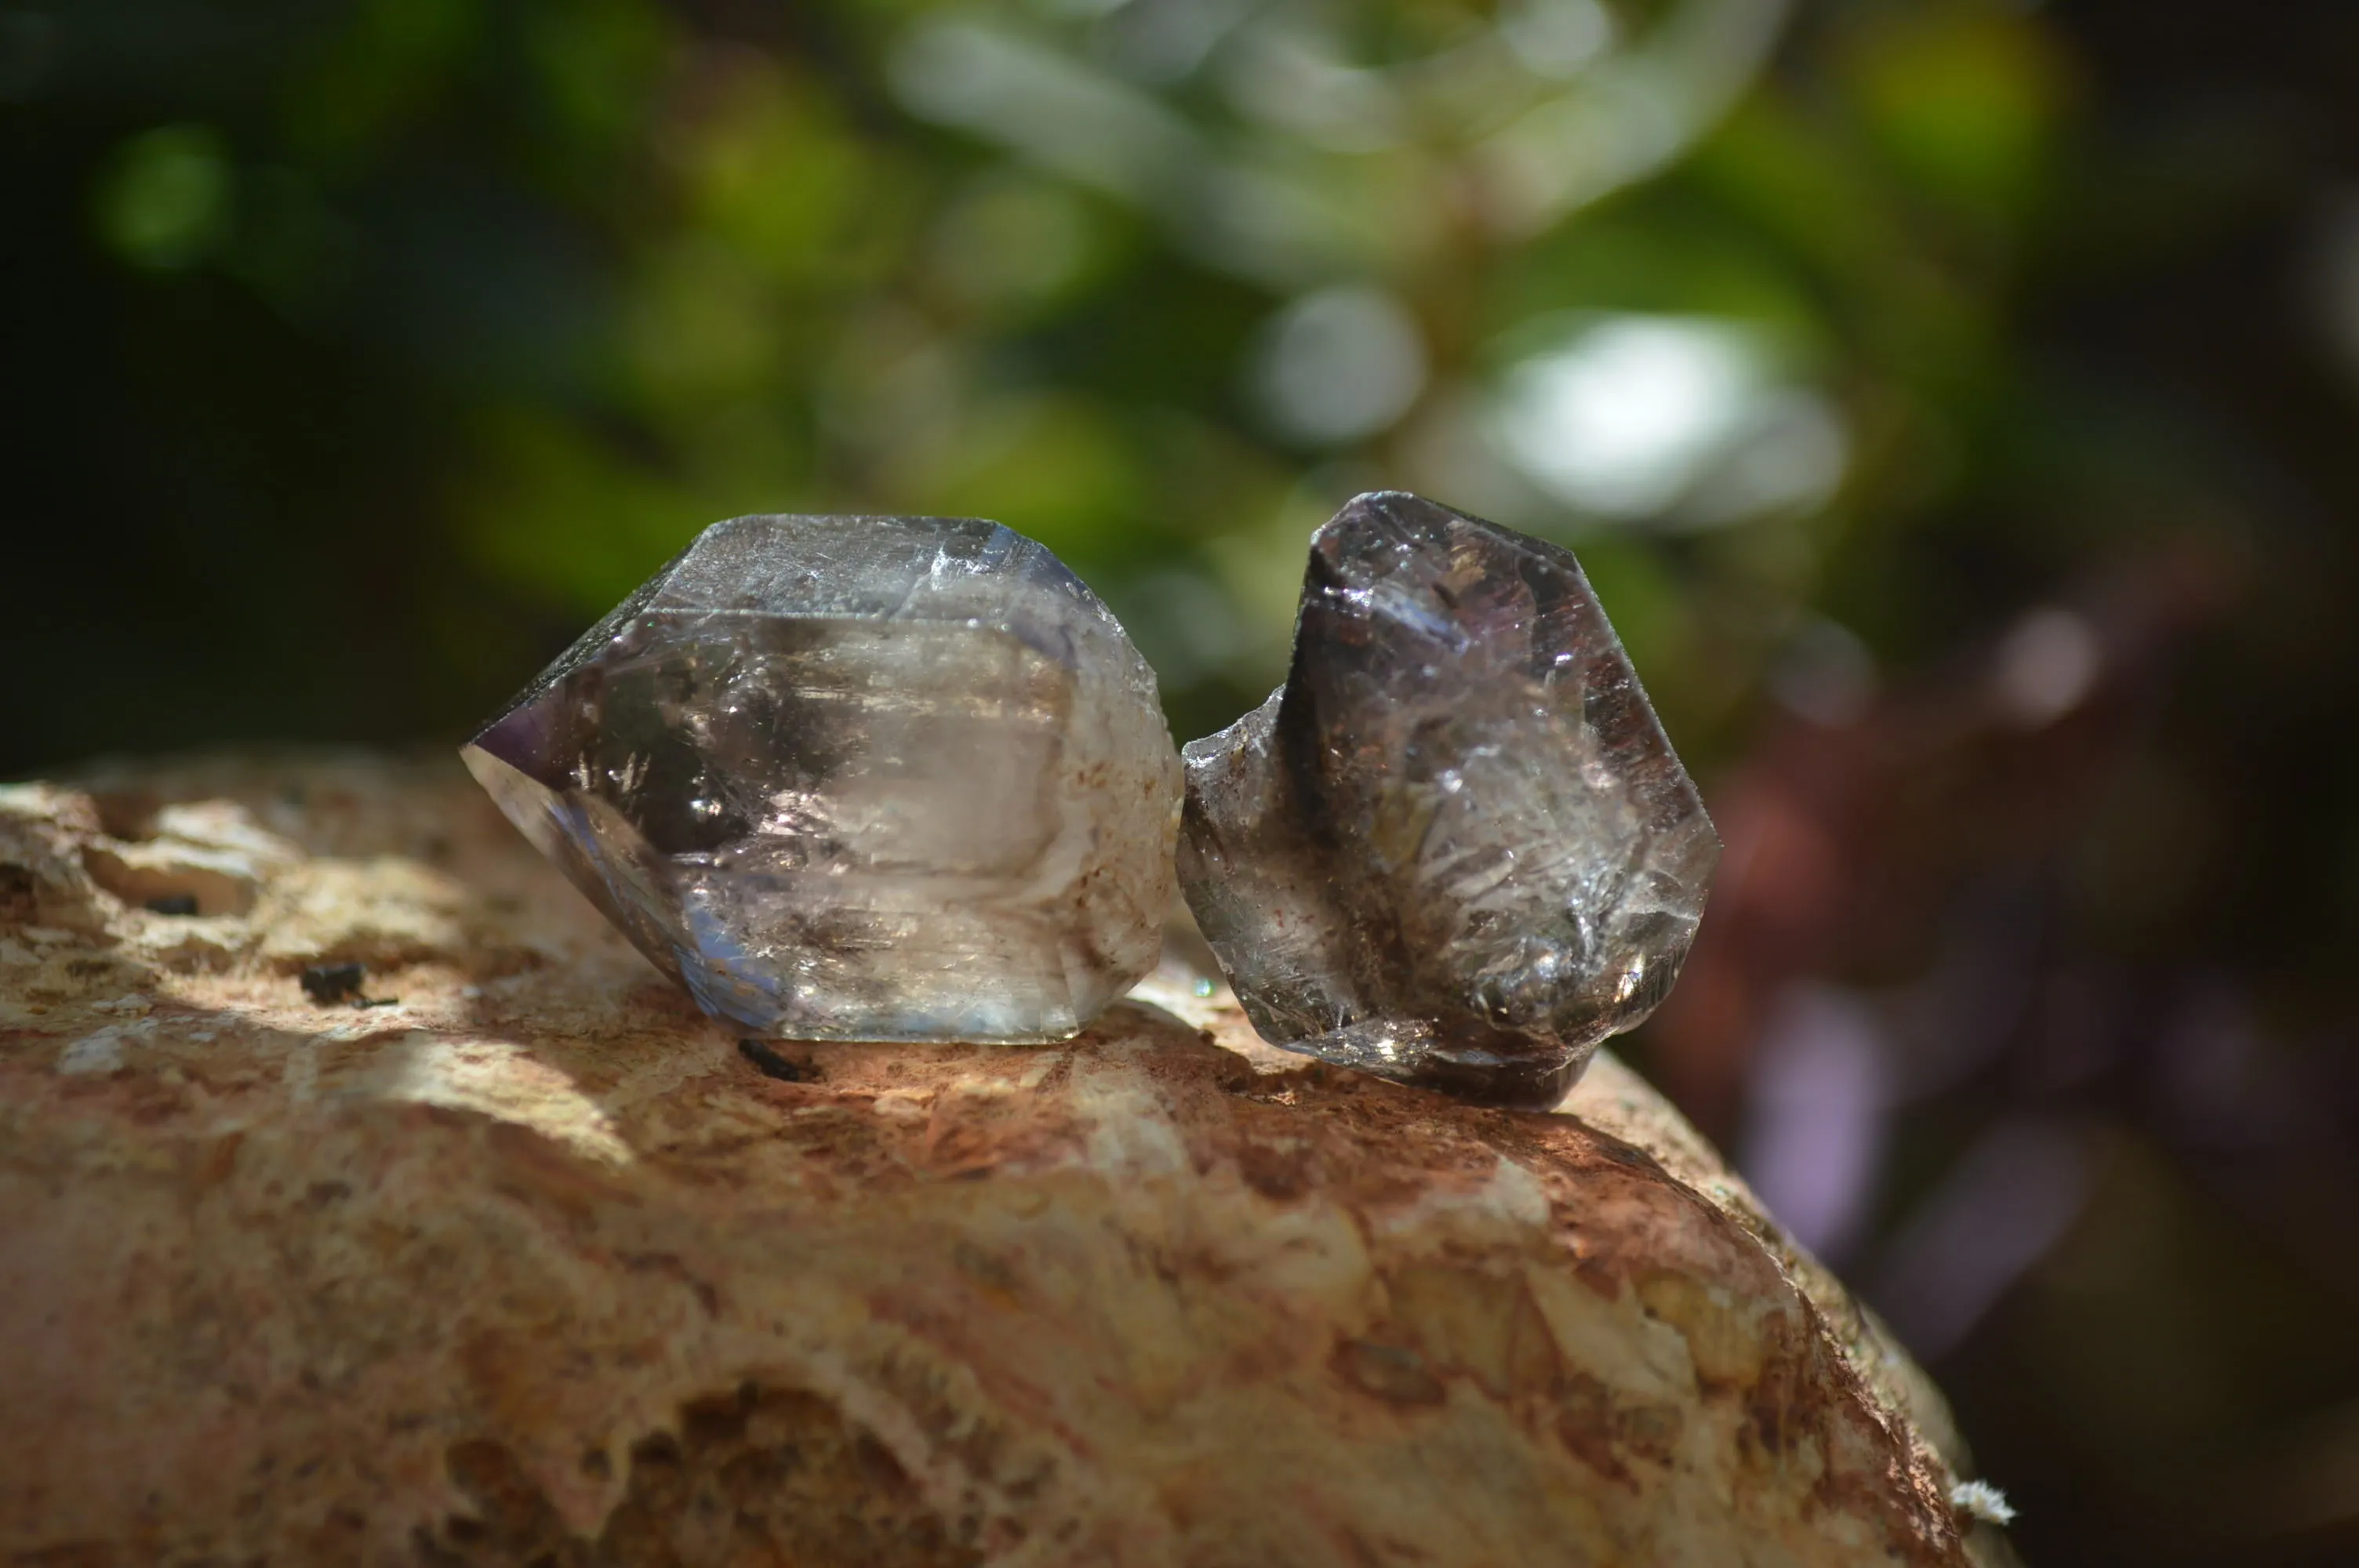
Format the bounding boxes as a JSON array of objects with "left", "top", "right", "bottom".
[
  {"left": 1252, "top": 284, "right": 1427, "bottom": 446},
  {"left": 94, "top": 123, "right": 232, "bottom": 271}
]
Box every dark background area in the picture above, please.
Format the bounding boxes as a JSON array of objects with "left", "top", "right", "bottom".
[{"left": 7, "top": 0, "right": 2359, "bottom": 1561}]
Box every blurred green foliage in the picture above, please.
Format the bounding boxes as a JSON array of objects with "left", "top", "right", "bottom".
[
  {"left": 14, "top": 0, "right": 2059, "bottom": 748},
  {"left": 9, "top": 1, "right": 2359, "bottom": 1562}
]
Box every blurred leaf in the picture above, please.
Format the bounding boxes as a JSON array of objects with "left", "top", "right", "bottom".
[
  {"left": 518, "top": 0, "right": 673, "bottom": 160},
  {"left": 670, "top": 57, "right": 896, "bottom": 289},
  {"left": 454, "top": 406, "right": 711, "bottom": 615},
  {"left": 925, "top": 172, "right": 1114, "bottom": 323},
  {"left": 892, "top": 394, "right": 1144, "bottom": 567},
  {"left": 1841, "top": 0, "right": 2070, "bottom": 234},
  {"left": 93, "top": 122, "right": 233, "bottom": 269},
  {"left": 621, "top": 237, "right": 788, "bottom": 409},
  {"left": 281, "top": 0, "right": 479, "bottom": 164}
]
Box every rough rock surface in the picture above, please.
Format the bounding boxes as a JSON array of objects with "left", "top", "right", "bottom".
[{"left": 0, "top": 754, "right": 2012, "bottom": 1566}]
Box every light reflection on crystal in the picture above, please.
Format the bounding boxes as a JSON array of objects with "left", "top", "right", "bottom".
[
  {"left": 1177, "top": 491, "right": 1717, "bottom": 1108},
  {"left": 465, "top": 514, "right": 1183, "bottom": 1044}
]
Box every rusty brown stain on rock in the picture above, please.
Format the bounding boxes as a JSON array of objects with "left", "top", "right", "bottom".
[
  {"left": 1551, "top": 1369, "right": 1688, "bottom": 1490},
  {"left": 0, "top": 864, "right": 39, "bottom": 924},
  {"left": 1331, "top": 1339, "right": 1447, "bottom": 1406},
  {"left": 418, "top": 1383, "right": 980, "bottom": 1568}
]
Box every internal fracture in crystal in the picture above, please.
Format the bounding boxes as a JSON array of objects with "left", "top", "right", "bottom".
[
  {"left": 1178, "top": 492, "right": 1718, "bottom": 1108},
  {"left": 464, "top": 514, "right": 1183, "bottom": 1044}
]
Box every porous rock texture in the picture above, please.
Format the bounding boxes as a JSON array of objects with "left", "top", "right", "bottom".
[{"left": 0, "top": 754, "right": 2012, "bottom": 1566}]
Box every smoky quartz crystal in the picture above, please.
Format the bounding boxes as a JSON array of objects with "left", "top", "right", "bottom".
[
  {"left": 1179, "top": 492, "right": 1717, "bottom": 1108},
  {"left": 463, "top": 514, "right": 1183, "bottom": 1044}
]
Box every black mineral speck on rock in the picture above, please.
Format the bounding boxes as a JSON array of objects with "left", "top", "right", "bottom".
[
  {"left": 300, "top": 962, "right": 367, "bottom": 1005},
  {"left": 738, "top": 1038, "right": 814, "bottom": 1083},
  {"left": 1177, "top": 492, "right": 1720, "bottom": 1111}
]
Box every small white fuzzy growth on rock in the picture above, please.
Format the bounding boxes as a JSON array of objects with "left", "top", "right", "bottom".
[{"left": 1951, "top": 1479, "right": 2019, "bottom": 1526}]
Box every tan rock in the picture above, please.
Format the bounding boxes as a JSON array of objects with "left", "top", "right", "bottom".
[{"left": 0, "top": 754, "right": 2014, "bottom": 1566}]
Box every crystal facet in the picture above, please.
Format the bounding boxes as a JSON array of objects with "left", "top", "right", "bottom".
[
  {"left": 1178, "top": 492, "right": 1718, "bottom": 1108},
  {"left": 463, "top": 514, "right": 1183, "bottom": 1044}
]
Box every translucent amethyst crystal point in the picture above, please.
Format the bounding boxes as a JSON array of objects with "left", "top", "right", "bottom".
[
  {"left": 463, "top": 514, "right": 1183, "bottom": 1044},
  {"left": 1178, "top": 492, "right": 1718, "bottom": 1109}
]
